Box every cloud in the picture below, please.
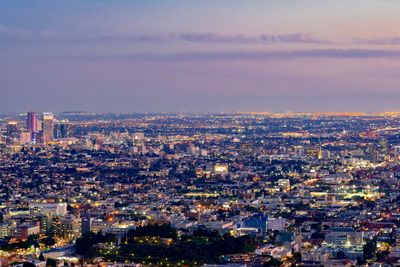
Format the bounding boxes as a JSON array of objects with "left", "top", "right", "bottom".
[
  {"left": 71, "top": 49, "right": 400, "bottom": 61},
  {"left": 355, "top": 37, "right": 400, "bottom": 45},
  {"left": 0, "top": 25, "right": 330, "bottom": 45},
  {"left": 179, "top": 33, "right": 330, "bottom": 44},
  {"left": 3, "top": 24, "right": 400, "bottom": 49},
  {"left": 0, "top": 25, "right": 169, "bottom": 43},
  {"left": 0, "top": 25, "right": 62, "bottom": 40}
]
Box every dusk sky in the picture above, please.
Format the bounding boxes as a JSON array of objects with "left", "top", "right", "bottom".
[{"left": 2, "top": 0, "right": 400, "bottom": 113}]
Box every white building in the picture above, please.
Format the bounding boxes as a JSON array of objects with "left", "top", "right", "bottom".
[
  {"left": 267, "top": 218, "right": 287, "bottom": 231},
  {"left": 29, "top": 202, "right": 68, "bottom": 216}
]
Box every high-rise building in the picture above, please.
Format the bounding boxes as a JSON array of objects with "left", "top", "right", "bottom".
[
  {"left": 133, "top": 132, "right": 146, "bottom": 153},
  {"left": 6, "top": 121, "right": 19, "bottom": 138},
  {"left": 27, "top": 112, "right": 38, "bottom": 133},
  {"left": 133, "top": 132, "right": 145, "bottom": 144},
  {"left": 19, "top": 132, "right": 32, "bottom": 144},
  {"left": 27, "top": 112, "right": 39, "bottom": 142},
  {"left": 81, "top": 213, "right": 92, "bottom": 235},
  {"left": 42, "top": 112, "right": 54, "bottom": 143},
  {"left": 54, "top": 121, "right": 73, "bottom": 139},
  {"left": 54, "top": 216, "right": 80, "bottom": 240}
]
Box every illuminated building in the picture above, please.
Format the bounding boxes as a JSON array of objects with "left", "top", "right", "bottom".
[
  {"left": 17, "top": 223, "right": 40, "bottom": 240},
  {"left": 133, "top": 132, "right": 145, "bottom": 143},
  {"left": 81, "top": 213, "right": 92, "bottom": 235},
  {"left": 42, "top": 112, "right": 54, "bottom": 143},
  {"left": 27, "top": 111, "right": 39, "bottom": 142},
  {"left": 27, "top": 111, "right": 38, "bottom": 133},
  {"left": 39, "top": 215, "right": 51, "bottom": 234},
  {"left": 19, "top": 131, "right": 31, "bottom": 144},
  {"left": 0, "top": 223, "right": 11, "bottom": 237},
  {"left": 318, "top": 148, "right": 331, "bottom": 160},
  {"left": 278, "top": 179, "right": 290, "bottom": 189},
  {"left": 29, "top": 202, "right": 68, "bottom": 216},
  {"left": 195, "top": 167, "right": 204, "bottom": 178},
  {"left": 6, "top": 121, "right": 19, "bottom": 138},
  {"left": 54, "top": 121, "right": 73, "bottom": 139},
  {"left": 54, "top": 216, "right": 80, "bottom": 240},
  {"left": 214, "top": 163, "right": 229, "bottom": 175}
]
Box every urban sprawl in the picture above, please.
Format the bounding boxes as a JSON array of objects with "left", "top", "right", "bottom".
[{"left": 1, "top": 112, "right": 400, "bottom": 267}]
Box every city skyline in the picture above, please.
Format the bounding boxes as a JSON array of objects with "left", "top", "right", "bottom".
[
  {"left": 1, "top": 110, "right": 400, "bottom": 266},
  {"left": 2, "top": 0, "right": 400, "bottom": 112},
  {"left": 2, "top": 2, "right": 400, "bottom": 265}
]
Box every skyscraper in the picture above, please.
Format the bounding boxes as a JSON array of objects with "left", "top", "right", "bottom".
[
  {"left": 81, "top": 213, "right": 92, "bottom": 235},
  {"left": 27, "top": 112, "right": 38, "bottom": 142},
  {"left": 54, "top": 121, "right": 73, "bottom": 139},
  {"left": 27, "top": 112, "right": 38, "bottom": 133},
  {"left": 42, "top": 112, "right": 54, "bottom": 143},
  {"left": 6, "top": 121, "right": 19, "bottom": 138}
]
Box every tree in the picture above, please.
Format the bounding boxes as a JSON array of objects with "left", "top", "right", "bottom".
[
  {"left": 75, "top": 232, "right": 116, "bottom": 256},
  {"left": 75, "top": 234, "right": 93, "bottom": 256},
  {"left": 263, "top": 257, "right": 281, "bottom": 266},
  {"left": 39, "top": 252, "right": 45, "bottom": 261},
  {"left": 46, "top": 258, "right": 57, "bottom": 267},
  {"left": 363, "top": 239, "right": 376, "bottom": 260},
  {"left": 128, "top": 224, "right": 178, "bottom": 240},
  {"left": 42, "top": 235, "right": 56, "bottom": 246}
]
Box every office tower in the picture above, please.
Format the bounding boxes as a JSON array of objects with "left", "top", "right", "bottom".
[
  {"left": 53, "top": 121, "right": 73, "bottom": 139},
  {"left": 54, "top": 216, "right": 80, "bottom": 240},
  {"left": 27, "top": 112, "right": 38, "bottom": 142},
  {"left": 133, "top": 132, "right": 146, "bottom": 153},
  {"left": 27, "top": 112, "right": 38, "bottom": 133},
  {"left": 36, "top": 117, "right": 42, "bottom": 132},
  {"left": 19, "top": 132, "right": 32, "bottom": 144},
  {"left": 133, "top": 132, "right": 145, "bottom": 144},
  {"left": 42, "top": 112, "right": 54, "bottom": 143},
  {"left": 81, "top": 213, "right": 92, "bottom": 235},
  {"left": 35, "top": 131, "right": 44, "bottom": 144},
  {"left": 6, "top": 121, "right": 19, "bottom": 138}
]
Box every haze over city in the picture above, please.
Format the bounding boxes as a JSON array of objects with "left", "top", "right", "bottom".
[{"left": 2, "top": 0, "right": 400, "bottom": 113}]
